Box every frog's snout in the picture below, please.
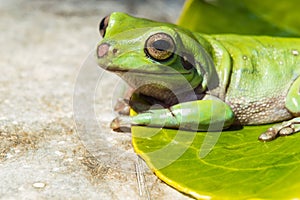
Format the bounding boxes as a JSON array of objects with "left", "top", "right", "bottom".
[{"left": 97, "top": 43, "right": 119, "bottom": 58}]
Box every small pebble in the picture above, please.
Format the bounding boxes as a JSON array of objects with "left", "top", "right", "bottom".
[{"left": 32, "top": 182, "right": 46, "bottom": 189}]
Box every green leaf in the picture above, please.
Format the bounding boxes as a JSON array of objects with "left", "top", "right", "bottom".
[
  {"left": 242, "top": 0, "right": 300, "bottom": 36},
  {"left": 177, "top": 0, "right": 300, "bottom": 36},
  {"left": 132, "top": 125, "right": 300, "bottom": 199}
]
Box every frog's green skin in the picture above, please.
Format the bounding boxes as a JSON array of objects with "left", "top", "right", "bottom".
[{"left": 97, "top": 12, "right": 300, "bottom": 141}]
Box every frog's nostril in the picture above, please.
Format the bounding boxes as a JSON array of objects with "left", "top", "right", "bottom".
[
  {"left": 112, "top": 48, "right": 118, "bottom": 54},
  {"left": 97, "top": 43, "right": 110, "bottom": 58}
]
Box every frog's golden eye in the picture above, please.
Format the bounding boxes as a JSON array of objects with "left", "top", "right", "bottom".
[
  {"left": 99, "top": 15, "right": 110, "bottom": 37},
  {"left": 145, "top": 33, "right": 175, "bottom": 61}
]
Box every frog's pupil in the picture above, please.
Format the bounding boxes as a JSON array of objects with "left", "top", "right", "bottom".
[{"left": 153, "top": 40, "right": 170, "bottom": 51}]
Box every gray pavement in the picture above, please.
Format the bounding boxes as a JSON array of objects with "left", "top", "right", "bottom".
[{"left": 0, "top": 0, "right": 192, "bottom": 199}]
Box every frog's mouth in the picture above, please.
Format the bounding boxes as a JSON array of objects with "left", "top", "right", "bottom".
[{"left": 106, "top": 67, "right": 192, "bottom": 76}]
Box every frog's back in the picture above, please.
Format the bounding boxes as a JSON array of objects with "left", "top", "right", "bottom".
[{"left": 212, "top": 35, "right": 300, "bottom": 124}]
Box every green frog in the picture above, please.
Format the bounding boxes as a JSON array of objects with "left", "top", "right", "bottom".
[{"left": 96, "top": 12, "right": 300, "bottom": 141}]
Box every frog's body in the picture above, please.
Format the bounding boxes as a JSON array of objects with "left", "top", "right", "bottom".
[
  {"left": 204, "top": 35, "right": 300, "bottom": 124},
  {"left": 97, "top": 12, "right": 300, "bottom": 141}
]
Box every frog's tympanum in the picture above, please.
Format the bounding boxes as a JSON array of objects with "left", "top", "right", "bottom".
[{"left": 96, "top": 12, "right": 300, "bottom": 141}]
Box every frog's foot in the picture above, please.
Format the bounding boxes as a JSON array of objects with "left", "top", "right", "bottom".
[{"left": 258, "top": 118, "right": 300, "bottom": 141}]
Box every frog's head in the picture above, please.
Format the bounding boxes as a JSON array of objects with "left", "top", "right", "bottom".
[{"left": 96, "top": 12, "right": 216, "bottom": 103}]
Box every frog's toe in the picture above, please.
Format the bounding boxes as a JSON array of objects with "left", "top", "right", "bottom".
[
  {"left": 114, "top": 98, "right": 130, "bottom": 115},
  {"left": 110, "top": 117, "right": 121, "bottom": 130},
  {"left": 278, "top": 126, "right": 295, "bottom": 136},
  {"left": 258, "top": 127, "right": 278, "bottom": 141},
  {"left": 110, "top": 116, "right": 132, "bottom": 132}
]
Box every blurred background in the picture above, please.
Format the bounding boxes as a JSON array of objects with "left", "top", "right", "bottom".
[{"left": 0, "top": 0, "right": 191, "bottom": 199}]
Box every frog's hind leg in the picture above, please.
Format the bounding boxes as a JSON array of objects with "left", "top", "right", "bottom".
[{"left": 259, "top": 76, "right": 300, "bottom": 141}]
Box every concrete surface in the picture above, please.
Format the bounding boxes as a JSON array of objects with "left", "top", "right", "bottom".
[{"left": 0, "top": 0, "right": 192, "bottom": 199}]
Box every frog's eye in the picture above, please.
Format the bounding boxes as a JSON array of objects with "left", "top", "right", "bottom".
[
  {"left": 99, "top": 15, "right": 110, "bottom": 37},
  {"left": 145, "top": 33, "right": 175, "bottom": 61}
]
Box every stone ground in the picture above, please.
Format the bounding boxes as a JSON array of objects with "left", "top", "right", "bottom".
[{"left": 0, "top": 0, "right": 193, "bottom": 199}]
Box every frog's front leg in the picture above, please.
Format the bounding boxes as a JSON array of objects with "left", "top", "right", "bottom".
[
  {"left": 259, "top": 76, "right": 300, "bottom": 141},
  {"left": 111, "top": 98, "right": 235, "bottom": 131},
  {"left": 113, "top": 90, "right": 159, "bottom": 116}
]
